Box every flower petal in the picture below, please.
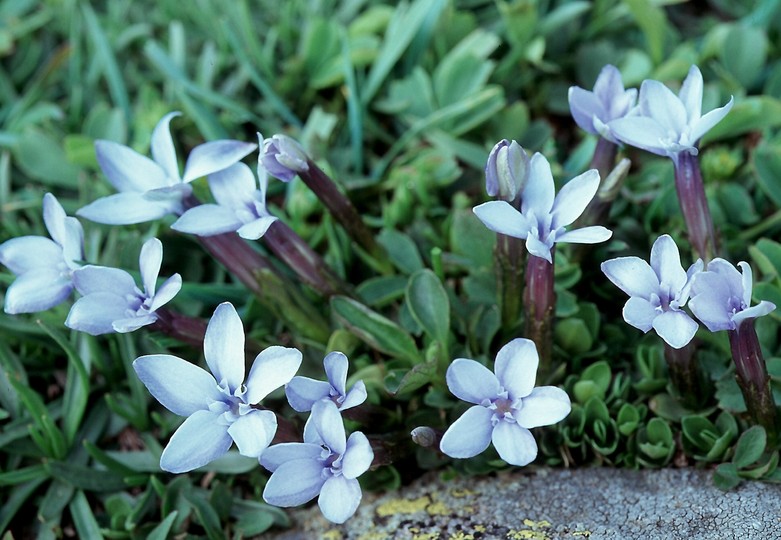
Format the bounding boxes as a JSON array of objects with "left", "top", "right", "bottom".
[
  {"left": 150, "top": 112, "right": 181, "bottom": 180},
  {"left": 689, "top": 97, "right": 734, "bottom": 144},
  {"left": 515, "top": 386, "right": 572, "bottom": 429},
  {"left": 263, "top": 459, "right": 326, "bottom": 507},
  {"left": 182, "top": 140, "right": 257, "bottom": 183},
  {"left": 4, "top": 268, "right": 72, "bottom": 314},
  {"left": 149, "top": 274, "right": 182, "bottom": 312},
  {"left": 733, "top": 301, "right": 776, "bottom": 327},
  {"left": 77, "top": 193, "right": 176, "bottom": 225},
  {"left": 639, "top": 80, "right": 687, "bottom": 133},
  {"left": 237, "top": 216, "right": 278, "bottom": 240},
  {"left": 112, "top": 314, "right": 157, "bottom": 333},
  {"left": 94, "top": 140, "right": 169, "bottom": 192},
  {"left": 72, "top": 265, "right": 136, "bottom": 296},
  {"left": 494, "top": 338, "right": 538, "bottom": 401},
  {"left": 340, "top": 381, "right": 367, "bottom": 410},
  {"left": 319, "top": 476, "right": 361, "bottom": 524},
  {"left": 260, "top": 442, "right": 323, "bottom": 472},
  {"left": 704, "top": 259, "right": 743, "bottom": 299},
  {"left": 160, "top": 410, "right": 232, "bottom": 473},
  {"left": 0, "top": 236, "right": 63, "bottom": 274},
  {"left": 342, "top": 431, "right": 373, "bottom": 479},
  {"left": 42, "top": 193, "right": 68, "bottom": 247},
  {"left": 521, "top": 153, "right": 556, "bottom": 216},
  {"left": 473, "top": 201, "right": 531, "bottom": 239},
  {"left": 601, "top": 256, "right": 659, "bottom": 299},
  {"left": 622, "top": 296, "right": 658, "bottom": 332},
  {"left": 445, "top": 359, "right": 501, "bottom": 404},
  {"left": 244, "top": 345, "right": 303, "bottom": 403},
  {"left": 171, "top": 205, "right": 243, "bottom": 236},
  {"left": 652, "top": 310, "right": 698, "bottom": 349},
  {"left": 139, "top": 238, "right": 163, "bottom": 297},
  {"left": 649, "top": 234, "right": 687, "bottom": 294},
  {"left": 66, "top": 292, "right": 132, "bottom": 335},
  {"left": 525, "top": 234, "right": 553, "bottom": 263},
  {"left": 324, "top": 351, "right": 349, "bottom": 397},
  {"left": 227, "top": 409, "right": 277, "bottom": 458},
  {"left": 133, "top": 354, "right": 221, "bottom": 416},
  {"left": 608, "top": 116, "right": 669, "bottom": 157},
  {"left": 439, "top": 405, "right": 494, "bottom": 458},
  {"left": 204, "top": 302, "right": 246, "bottom": 393},
  {"left": 312, "top": 400, "right": 346, "bottom": 455},
  {"left": 551, "top": 169, "right": 600, "bottom": 228},
  {"left": 678, "top": 66, "right": 703, "bottom": 123},
  {"left": 492, "top": 421, "right": 537, "bottom": 466},
  {"left": 688, "top": 291, "right": 734, "bottom": 332},
  {"left": 555, "top": 225, "right": 612, "bottom": 245},
  {"left": 208, "top": 162, "right": 257, "bottom": 209},
  {"left": 568, "top": 86, "right": 602, "bottom": 135},
  {"left": 285, "top": 377, "right": 332, "bottom": 412}
]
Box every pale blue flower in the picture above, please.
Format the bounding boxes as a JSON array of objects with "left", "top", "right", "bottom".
[
  {"left": 440, "top": 338, "right": 571, "bottom": 467},
  {"left": 473, "top": 153, "right": 612, "bottom": 263},
  {"left": 609, "top": 65, "right": 733, "bottom": 164},
  {"left": 568, "top": 64, "right": 637, "bottom": 143},
  {"left": 689, "top": 259, "right": 776, "bottom": 332},
  {"left": 172, "top": 135, "right": 278, "bottom": 239},
  {"left": 65, "top": 238, "right": 182, "bottom": 335},
  {"left": 0, "top": 193, "right": 83, "bottom": 314},
  {"left": 485, "top": 139, "right": 530, "bottom": 202},
  {"left": 601, "top": 234, "right": 702, "bottom": 349},
  {"left": 133, "top": 302, "right": 302, "bottom": 473},
  {"left": 261, "top": 400, "right": 373, "bottom": 524},
  {"left": 78, "top": 112, "right": 256, "bottom": 225},
  {"left": 286, "top": 351, "right": 367, "bottom": 413},
  {"left": 261, "top": 134, "right": 309, "bottom": 182}
]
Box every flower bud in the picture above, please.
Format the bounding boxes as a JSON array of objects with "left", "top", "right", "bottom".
[
  {"left": 485, "top": 139, "right": 529, "bottom": 202},
  {"left": 261, "top": 134, "right": 310, "bottom": 182}
]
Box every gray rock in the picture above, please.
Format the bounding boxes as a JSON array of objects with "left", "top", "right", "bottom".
[{"left": 263, "top": 467, "right": 781, "bottom": 539}]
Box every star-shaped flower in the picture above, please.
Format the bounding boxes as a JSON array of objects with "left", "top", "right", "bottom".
[
  {"left": 78, "top": 112, "right": 256, "bottom": 225},
  {"left": 261, "top": 134, "right": 309, "bottom": 182},
  {"left": 286, "top": 351, "right": 367, "bottom": 413},
  {"left": 65, "top": 238, "right": 182, "bottom": 335},
  {"left": 609, "top": 65, "right": 733, "bottom": 164},
  {"left": 568, "top": 64, "right": 637, "bottom": 143},
  {"left": 133, "top": 302, "right": 302, "bottom": 473},
  {"left": 601, "top": 234, "right": 702, "bottom": 349},
  {"left": 261, "top": 400, "right": 373, "bottom": 524},
  {"left": 439, "top": 338, "right": 571, "bottom": 466},
  {"left": 688, "top": 259, "right": 776, "bottom": 332},
  {"left": 0, "top": 193, "right": 83, "bottom": 314},
  {"left": 473, "top": 153, "right": 612, "bottom": 262}
]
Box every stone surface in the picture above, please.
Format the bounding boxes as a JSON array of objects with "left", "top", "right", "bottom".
[{"left": 263, "top": 467, "right": 781, "bottom": 539}]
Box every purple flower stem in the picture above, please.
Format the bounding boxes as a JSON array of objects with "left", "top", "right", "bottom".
[
  {"left": 663, "top": 340, "right": 709, "bottom": 410},
  {"left": 151, "top": 307, "right": 209, "bottom": 349},
  {"left": 496, "top": 233, "right": 526, "bottom": 333},
  {"left": 673, "top": 152, "right": 717, "bottom": 262},
  {"left": 728, "top": 320, "right": 779, "bottom": 444},
  {"left": 590, "top": 137, "right": 619, "bottom": 182},
  {"left": 524, "top": 253, "right": 555, "bottom": 376}
]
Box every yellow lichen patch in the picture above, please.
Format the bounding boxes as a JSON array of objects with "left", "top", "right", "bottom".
[
  {"left": 375, "top": 496, "right": 432, "bottom": 517},
  {"left": 506, "top": 530, "right": 551, "bottom": 540},
  {"left": 462, "top": 505, "right": 476, "bottom": 513},
  {"left": 474, "top": 524, "right": 486, "bottom": 533},
  {"left": 572, "top": 531, "right": 592, "bottom": 537},
  {"left": 323, "top": 530, "right": 343, "bottom": 540},
  {"left": 522, "top": 519, "right": 551, "bottom": 529},
  {"left": 426, "top": 501, "right": 450, "bottom": 515},
  {"left": 449, "top": 533, "right": 474, "bottom": 540},
  {"left": 450, "top": 488, "right": 477, "bottom": 498},
  {"left": 412, "top": 533, "right": 439, "bottom": 540},
  {"left": 357, "top": 532, "right": 388, "bottom": 540}
]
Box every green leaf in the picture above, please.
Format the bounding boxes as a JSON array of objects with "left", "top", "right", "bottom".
[
  {"left": 46, "top": 461, "right": 127, "bottom": 492},
  {"left": 750, "top": 239, "right": 781, "bottom": 279},
  {"left": 617, "top": 403, "right": 640, "bottom": 436},
  {"left": 705, "top": 97, "right": 781, "bottom": 143},
  {"left": 0, "top": 465, "right": 48, "bottom": 487},
  {"left": 68, "top": 491, "right": 104, "bottom": 540},
  {"left": 733, "top": 426, "right": 767, "bottom": 468},
  {"left": 713, "top": 463, "right": 742, "bottom": 490},
  {"left": 720, "top": 25, "right": 767, "bottom": 88},
  {"left": 11, "top": 379, "right": 67, "bottom": 459},
  {"left": 147, "top": 511, "right": 179, "bottom": 540},
  {"left": 622, "top": 0, "right": 668, "bottom": 64},
  {"left": 184, "top": 491, "right": 224, "bottom": 540},
  {"left": 331, "top": 296, "right": 420, "bottom": 364},
  {"left": 357, "top": 275, "right": 409, "bottom": 307},
  {"left": 12, "top": 130, "right": 80, "bottom": 187},
  {"left": 385, "top": 358, "right": 437, "bottom": 395},
  {"left": 449, "top": 209, "right": 496, "bottom": 268},
  {"left": 377, "top": 229, "right": 424, "bottom": 274},
  {"left": 753, "top": 141, "right": 781, "bottom": 207},
  {"left": 406, "top": 269, "right": 450, "bottom": 344},
  {"left": 555, "top": 318, "right": 593, "bottom": 354}
]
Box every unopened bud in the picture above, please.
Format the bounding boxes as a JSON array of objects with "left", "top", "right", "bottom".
[
  {"left": 410, "top": 426, "right": 437, "bottom": 447},
  {"left": 485, "top": 139, "right": 529, "bottom": 202},
  {"left": 261, "top": 134, "right": 309, "bottom": 182}
]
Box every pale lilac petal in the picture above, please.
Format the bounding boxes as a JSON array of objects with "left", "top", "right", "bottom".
[
  {"left": 700, "top": 259, "right": 741, "bottom": 299},
  {"left": 341, "top": 381, "right": 367, "bottom": 410},
  {"left": 521, "top": 153, "right": 556, "bottom": 216},
  {"left": 72, "top": 265, "right": 136, "bottom": 296},
  {"left": 112, "top": 314, "right": 157, "bottom": 333},
  {"left": 689, "top": 98, "right": 734, "bottom": 143},
  {"left": 609, "top": 116, "right": 669, "bottom": 156},
  {"left": 60, "top": 218, "right": 84, "bottom": 267},
  {"left": 151, "top": 112, "right": 181, "bottom": 180},
  {"left": 227, "top": 409, "right": 277, "bottom": 458},
  {"left": 555, "top": 226, "right": 612, "bottom": 244},
  {"left": 132, "top": 354, "right": 221, "bottom": 416},
  {"left": 77, "top": 193, "right": 175, "bottom": 225},
  {"left": 4, "top": 268, "right": 72, "bottom": 314},
  {"left": 601, "top": 257, "right": 659, "bottom": 298},
  {"left": 324, "top": 352, "right": 349, "bottom": 397},
  {"left": 285, "top": 377, "right": 332, "bottom": 412},
  {"left": 160, "top": 410, "right": 232, "bottom": 473},
  {"left": 639, "top": 80, "right": 687, "bottom": 133},
  {"left": 139, "top": 238, "right": 163, "bottom": 297},
  {"left": 650, "top": 234, "right": 687, "bottom": 293},
  {"left": 319, "top": 476, "right": 361, "bottom": 524},
  {"left": 738, "top": 261, "right": 754, "bottom": 308},
  {"left": 689, "top": 292, "right": 734, "bottom": 332},
  {"left": 593, "top": 64, "right": 624, "bottom": 105},
  {"left": 653, "top": 310, "right": 698, "bottom": 349},
  {"left": 492, "top": 421, "right": 537, "bottom": 466},
  {"left": 525, "top": 234, "right": 553, "bottom": 263},
  {"left": 208, "top": 162, "right": 257, "bottom": 209},
  {"left": 551, "top": 169, "right": 600, "bottom": 228},
  {"left": 342, "top": 431, "right": 373, "bottom": 479},
  {"left": 182, "top": 140, "right": 257, "bottom": 183},
  {"left": 439, "top": 405, "right": 494, "bottom": 458},
  {"left": 568, "top": 86, "right": 602, "bottom": 135},
  {"left": 0, "top": 237, "right": 62, "bottom": 274},
  {"left": 263, "top": 459, "right": 326, "bottom": 507},
  {"left": 678, "top": 66, "right": 703, "bottom": 123},
  {"left": 171, "top": 205, "right": 243, "bottom": 236},
  {"left": 494, "top": 338, "right": 538, "bottom": 400},
  {"left": 66, "top": 292, "right": 131, "bottom": 335},
  {"left": 260, "top": 442, "right": 322, "bottom": 472},
  {"left": 514, "top": 386, "right": 571, "bottom": 429},
  {"left": 149, "top": 274, "right": 182, "bottom": 312},
  {"left": 204, "top": 302, "right": 245, "bottom": 393},
  {"left": 733, "top": 301, "right": 776, "bottom": 327},
  {"left": 473, "top": 201, "right": 531, "bottom": 239},
  {"left": 445, "top": 359, "right": 501, "bottom": 404},
  {"left": 244, "top": 345, "right": 302, "bottom": 403},
  {"left": 622, "top": 297, "right": 658, "bottom": 332},
  {"left": 94, "top": 140, "right": 169, "bottom": 192},
  {"left": 42, "top": 193, "right": 68, "bottom": 247},
  {"left": 312, "top": 401, "right": 346, "bottom": 455},
  {"left": 237, "top": 216, "right": 277, "bottom": 240}
]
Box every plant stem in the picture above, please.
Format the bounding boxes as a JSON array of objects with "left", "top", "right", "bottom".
[
  {"left": 673, "top": 152, "right": 717, "bottom": 262},
  {"left": 524, "top": 253, "right": 555, "bottom": 376},
  {"left": 496, "top": 233, "right": 526, "bottom": 333},
  {"left": 152, "top": 308, "right": 208, "bottom": 348},
  {"left": 663, "top": 340, "right": 709, "bottom": 410},
  {"left": 590, "top": 137, "right": 618, "bottom": 182}
]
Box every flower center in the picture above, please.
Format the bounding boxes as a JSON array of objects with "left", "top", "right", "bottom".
[
  {"left": 488, "top": 394, "right": 523, "bottom": 426},
  {"left": 320, "top": 446, "right": 343, "bottom": 478}
]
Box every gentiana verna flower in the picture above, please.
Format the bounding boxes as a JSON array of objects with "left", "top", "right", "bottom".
[
  {"left": 609, "top": 65, "right": 733, "bottom": 163},
  {"left": 601, "top": 234, "right": 702, "bottom": 349},
  {"left": 485, "top": 139, "right": 529, "bottom": 202},
  {"left": 440, "top": 338, "right": 571, "bottom": 466},
  {"left": 568, "top": 64, "right": 637, "bottom": 143},
  {"left": 261, "top": 133, "right": 309, "bottom": 182},
  {"left": 473, "top": 152, "right": 612, "bottom": 263},
  {"left": 0, "top": 193, "right": 83, "bottom": 314},
  {"left": 65, "top": 238, "right": 182, "bottom": 335},
  {"left": 172, "top": 137, "right": 278, "bottom": 239},
  {"left": 286, "top": 351, "right": 367, "bottom": 413},
  {"left": 78, "top": 112, "right": 256, "bottom": 225},
  {"left": 688, "top": 259, "right": 776, "bottom": 332},
  {"left": 262, "top": 400, "right": 373, "bottom": 524},
  {"left": 133, "top": 302, "right": 302, "bottom": 473}
]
